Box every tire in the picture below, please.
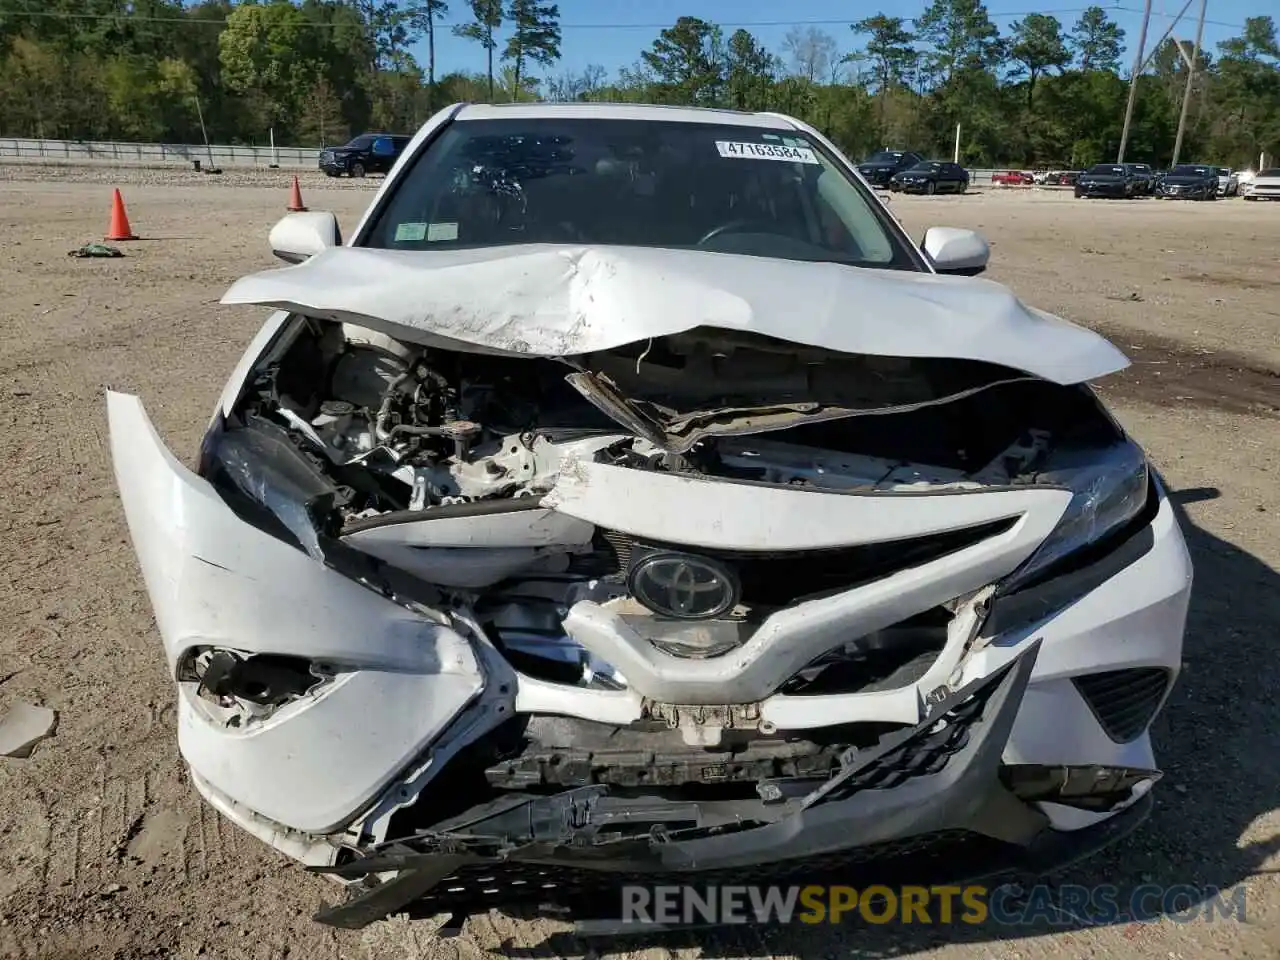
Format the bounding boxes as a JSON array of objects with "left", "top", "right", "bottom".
[
  {"left": 1074, "top": 187, "right": 1083, "bottom": 198},
  {"left": 349, "top": 161, "right": 367, "bottom": 178},
  {"left": 324, "top": 170, "right": 337, "bottom": 178},
  {"left": 925, "top": 180, "right": 936, "bottom": 195}
]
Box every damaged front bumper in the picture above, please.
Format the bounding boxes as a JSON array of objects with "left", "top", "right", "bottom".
[{"left": 309, "top": 643, "right": 1158, "bottom": 930}]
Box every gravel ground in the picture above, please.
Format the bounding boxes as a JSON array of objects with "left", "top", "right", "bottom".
[{"left": 0, "top": 171, "right": 1277, "bottom": 960}]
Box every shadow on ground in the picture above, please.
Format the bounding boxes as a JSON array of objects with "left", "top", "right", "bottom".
[{"left": 487, "top": 483, "right": 1280, "bottom": 959}]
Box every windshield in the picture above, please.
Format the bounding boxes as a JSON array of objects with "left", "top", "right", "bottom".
[
  {"left": 907, "top": 162, "right": 942, "bottom": 172},
  {"left": 1170, "top": 165, "right": 1212, "bottom": 176},
  {"left": 866, "top": 151, "right": 905, "bottom": 164},
  {"left": 1217, "top": 167, "right": 1231, "bottom": 175},
  {"left": 344, "top": 135, "right": 376, "bottom": 149},
  {"left": 1087, "top": 164, "right": 1124, "bottom": 175},
  {"left": 1259, "top": 168, "right": 1280, "bottom": 177},
  {"left": 364, "top": 118, "right": 916, "bottom": 269}
]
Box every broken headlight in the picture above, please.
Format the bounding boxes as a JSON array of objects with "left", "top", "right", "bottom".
[{"left": 1005, "top": 440, "right": 1150, "bottom": 590}]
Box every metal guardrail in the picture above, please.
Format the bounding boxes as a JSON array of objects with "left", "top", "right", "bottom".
[
  {"left": 0, "top": 137, "right": 320, "bottom": 169},
  {"left": 0, "top": 141, "right": 1060, "bottom": 187}
]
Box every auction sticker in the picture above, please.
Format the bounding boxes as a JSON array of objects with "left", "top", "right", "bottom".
[
  {"left": 394, "top": 221, "right": 428, "bottom": 242},
  {"left": 716, "top": 141, "right": 819, "bottom": 164}
]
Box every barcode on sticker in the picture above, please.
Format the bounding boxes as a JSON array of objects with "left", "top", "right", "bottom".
[{"left": 715, "top": 141, "right": 819, "bottom": 164}]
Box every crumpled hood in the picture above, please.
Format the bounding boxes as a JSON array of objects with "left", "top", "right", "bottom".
[{"left": 220, "top": 244, "right": 1129, "bottom": 384}]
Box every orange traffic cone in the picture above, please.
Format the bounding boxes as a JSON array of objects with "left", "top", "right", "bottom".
[
  {"left": 105, "top": 188, "right": 138, "bottom": 241},
  {"left": 287, "top": 176, "right": 307, "bottom": 212}
]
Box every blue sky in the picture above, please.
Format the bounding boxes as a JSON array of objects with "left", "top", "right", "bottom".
[{"left": 415, "top": 0, "right": 1257, "bottom": 83}]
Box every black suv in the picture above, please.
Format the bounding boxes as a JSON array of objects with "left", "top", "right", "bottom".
[
  {"left": 858, "top": 150, "right": 925, "bottom": 188},
  {"left": 319, "top": 133, "right": 412, "bottom": 178}
]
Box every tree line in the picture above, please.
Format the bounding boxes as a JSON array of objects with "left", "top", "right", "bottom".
[{"left": 0, "top": 1, "right": 1276, "bottom": 169}]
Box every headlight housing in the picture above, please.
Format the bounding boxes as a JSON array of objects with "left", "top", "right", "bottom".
[{"left": 1004, "top": 440, "right": 1150, "bottom": 590}]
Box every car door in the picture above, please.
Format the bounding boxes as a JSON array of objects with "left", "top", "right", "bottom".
[{"left": 370, "top": 136, "right": 397, "bottom": 173}]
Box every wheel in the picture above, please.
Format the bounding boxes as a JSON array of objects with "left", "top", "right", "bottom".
[
  {"left": 925, "top": 180, "right": 936, "bottom": 195},
  {"left": 1074, "top": 187, "right": 1083, "bottom": 198},
  {"left": 324, "top": 170, "right": 337, "bottom": 178},
  {"left": 349, "top": 161, "right": 367, "bottom": 178}
]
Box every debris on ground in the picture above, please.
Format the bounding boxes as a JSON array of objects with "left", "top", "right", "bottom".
[
  {"left": 0, "top": 702, "right": 58, "bottom": 757},
  {"left": 67, "top": 242, "right": 124, "bottom": 258}
]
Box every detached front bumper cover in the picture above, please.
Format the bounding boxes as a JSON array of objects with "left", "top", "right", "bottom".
[{"left": 308, "top": 640, "right": 1155, "bottom": 930}]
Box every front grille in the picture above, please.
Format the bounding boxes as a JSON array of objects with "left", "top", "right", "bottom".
[
  {"left": 569, "top": 518, "right": 1014, "bottom": 609},
  {"left": 1073, "top": 668, "right": 1171, "bottom": 743},
  {"left": 406, "top": 829, "right": 1004, "bottom": 914}
]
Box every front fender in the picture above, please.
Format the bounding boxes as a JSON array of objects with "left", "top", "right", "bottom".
[{"left": 105, "top": 390, "right": 485, "bottom": 833}]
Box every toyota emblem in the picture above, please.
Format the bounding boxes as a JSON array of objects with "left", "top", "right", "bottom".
[{"left": 627, "top": 552, "right": 740, "bottom": 620}]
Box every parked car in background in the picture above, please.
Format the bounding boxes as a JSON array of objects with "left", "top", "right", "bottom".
[
  {"left": 1241, "top": 167, "right": 1280, "bottom": 200},
  {"left": 1124, "top": 163, "right": 1157, "bottom": 195},
  {"left": 857, "top": 150, "right": 925, "bottom": 187},
  {"left": 1051, "top": 170, "right": 1081, "bottom": 186},
  {"left": 1157, "top": 164, "right": 1219, "bottom": 200},
  {"left": 889, "top": 161, "right": 970, "bottom": 194},
  {"left": 319, "top": 133, "right": 412, "bottom": 178},
  {"left": 1075, "top": 163, "right": 1139, "bottom": 199},
  {"left": 991, "top": 170, "right": 1034, "bottom": 185},
  {"left": 1214, "top": 167, "right": 1240, "bottom": 196}
]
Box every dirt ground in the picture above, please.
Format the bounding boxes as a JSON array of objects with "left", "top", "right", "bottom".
[{"left": 0, "top": 167, "right": 1277, "bottom": 960}]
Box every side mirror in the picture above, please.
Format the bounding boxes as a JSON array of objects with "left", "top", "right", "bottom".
[
  {"left": 269, "top": 211, "right": 341, "bottom": 264},
  {"left": 921, "top": 226, "right": 989, "bottom": 276}
]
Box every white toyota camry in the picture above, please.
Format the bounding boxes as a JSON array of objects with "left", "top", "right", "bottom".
[{"left": 107, "top": 102, "right": 1193, "bottom": 930}]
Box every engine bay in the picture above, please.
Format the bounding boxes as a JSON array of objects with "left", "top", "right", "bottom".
[
  {"left": 191, "top": 316, "right": 1129, "bottom": 704},
  {"left": 208, "top": 317, "right": 1123, "bottom": 530}
]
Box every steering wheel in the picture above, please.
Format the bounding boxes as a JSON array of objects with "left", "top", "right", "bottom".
[{"left": 696, "top": 218, "right": 767, "bottom": 246}]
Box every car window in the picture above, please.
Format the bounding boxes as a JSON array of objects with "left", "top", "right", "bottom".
[
  {"left": 1087, "top": 164, "right": 1124, "bottom": 175},
  {"left": 867, "top": 151, "right": 904, "bottom": 163},
  {"left": 346, "top": 135, "right": 376, "bottom": 149},
  {"left": 1259, "top": 168, "right": 1280, "bottom": 177},
  {"left": 1217, "top": 167, "right": 1230, "bottom": 175},
  {"left": 365, "top": 118, "right": 915, "bottom": 270},
  {"left": 1171, "top": 165, "right": 1212, "bottom": 176},
  {"left": 908, "top": 162, "right": 941, "bottom": 172}
]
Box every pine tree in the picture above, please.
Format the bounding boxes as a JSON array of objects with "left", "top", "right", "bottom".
[
  {"left": 453, "top": 0, "right": 503, "bottom": 101},
  {"left": 504, "top": 0, "right": 560, "bottom": 101}
]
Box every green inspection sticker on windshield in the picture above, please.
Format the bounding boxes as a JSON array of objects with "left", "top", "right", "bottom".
[
  {"left": 716, "top": 140, "right": 819, "bottom": 164},
  {"left": 394, "top": 221, "right": 428, "bottom": 242}
]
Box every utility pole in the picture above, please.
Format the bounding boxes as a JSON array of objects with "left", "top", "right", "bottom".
[
  {"left": 1117, "top": 0, "right": 1153, "bottom": 163},
  {"left": 1171, "top": 0, "right": 1208, "bottom": 167}
]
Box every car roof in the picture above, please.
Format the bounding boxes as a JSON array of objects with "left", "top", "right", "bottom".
[{"left": 454, "top": 102, "right": 799, "bottom": 129}]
